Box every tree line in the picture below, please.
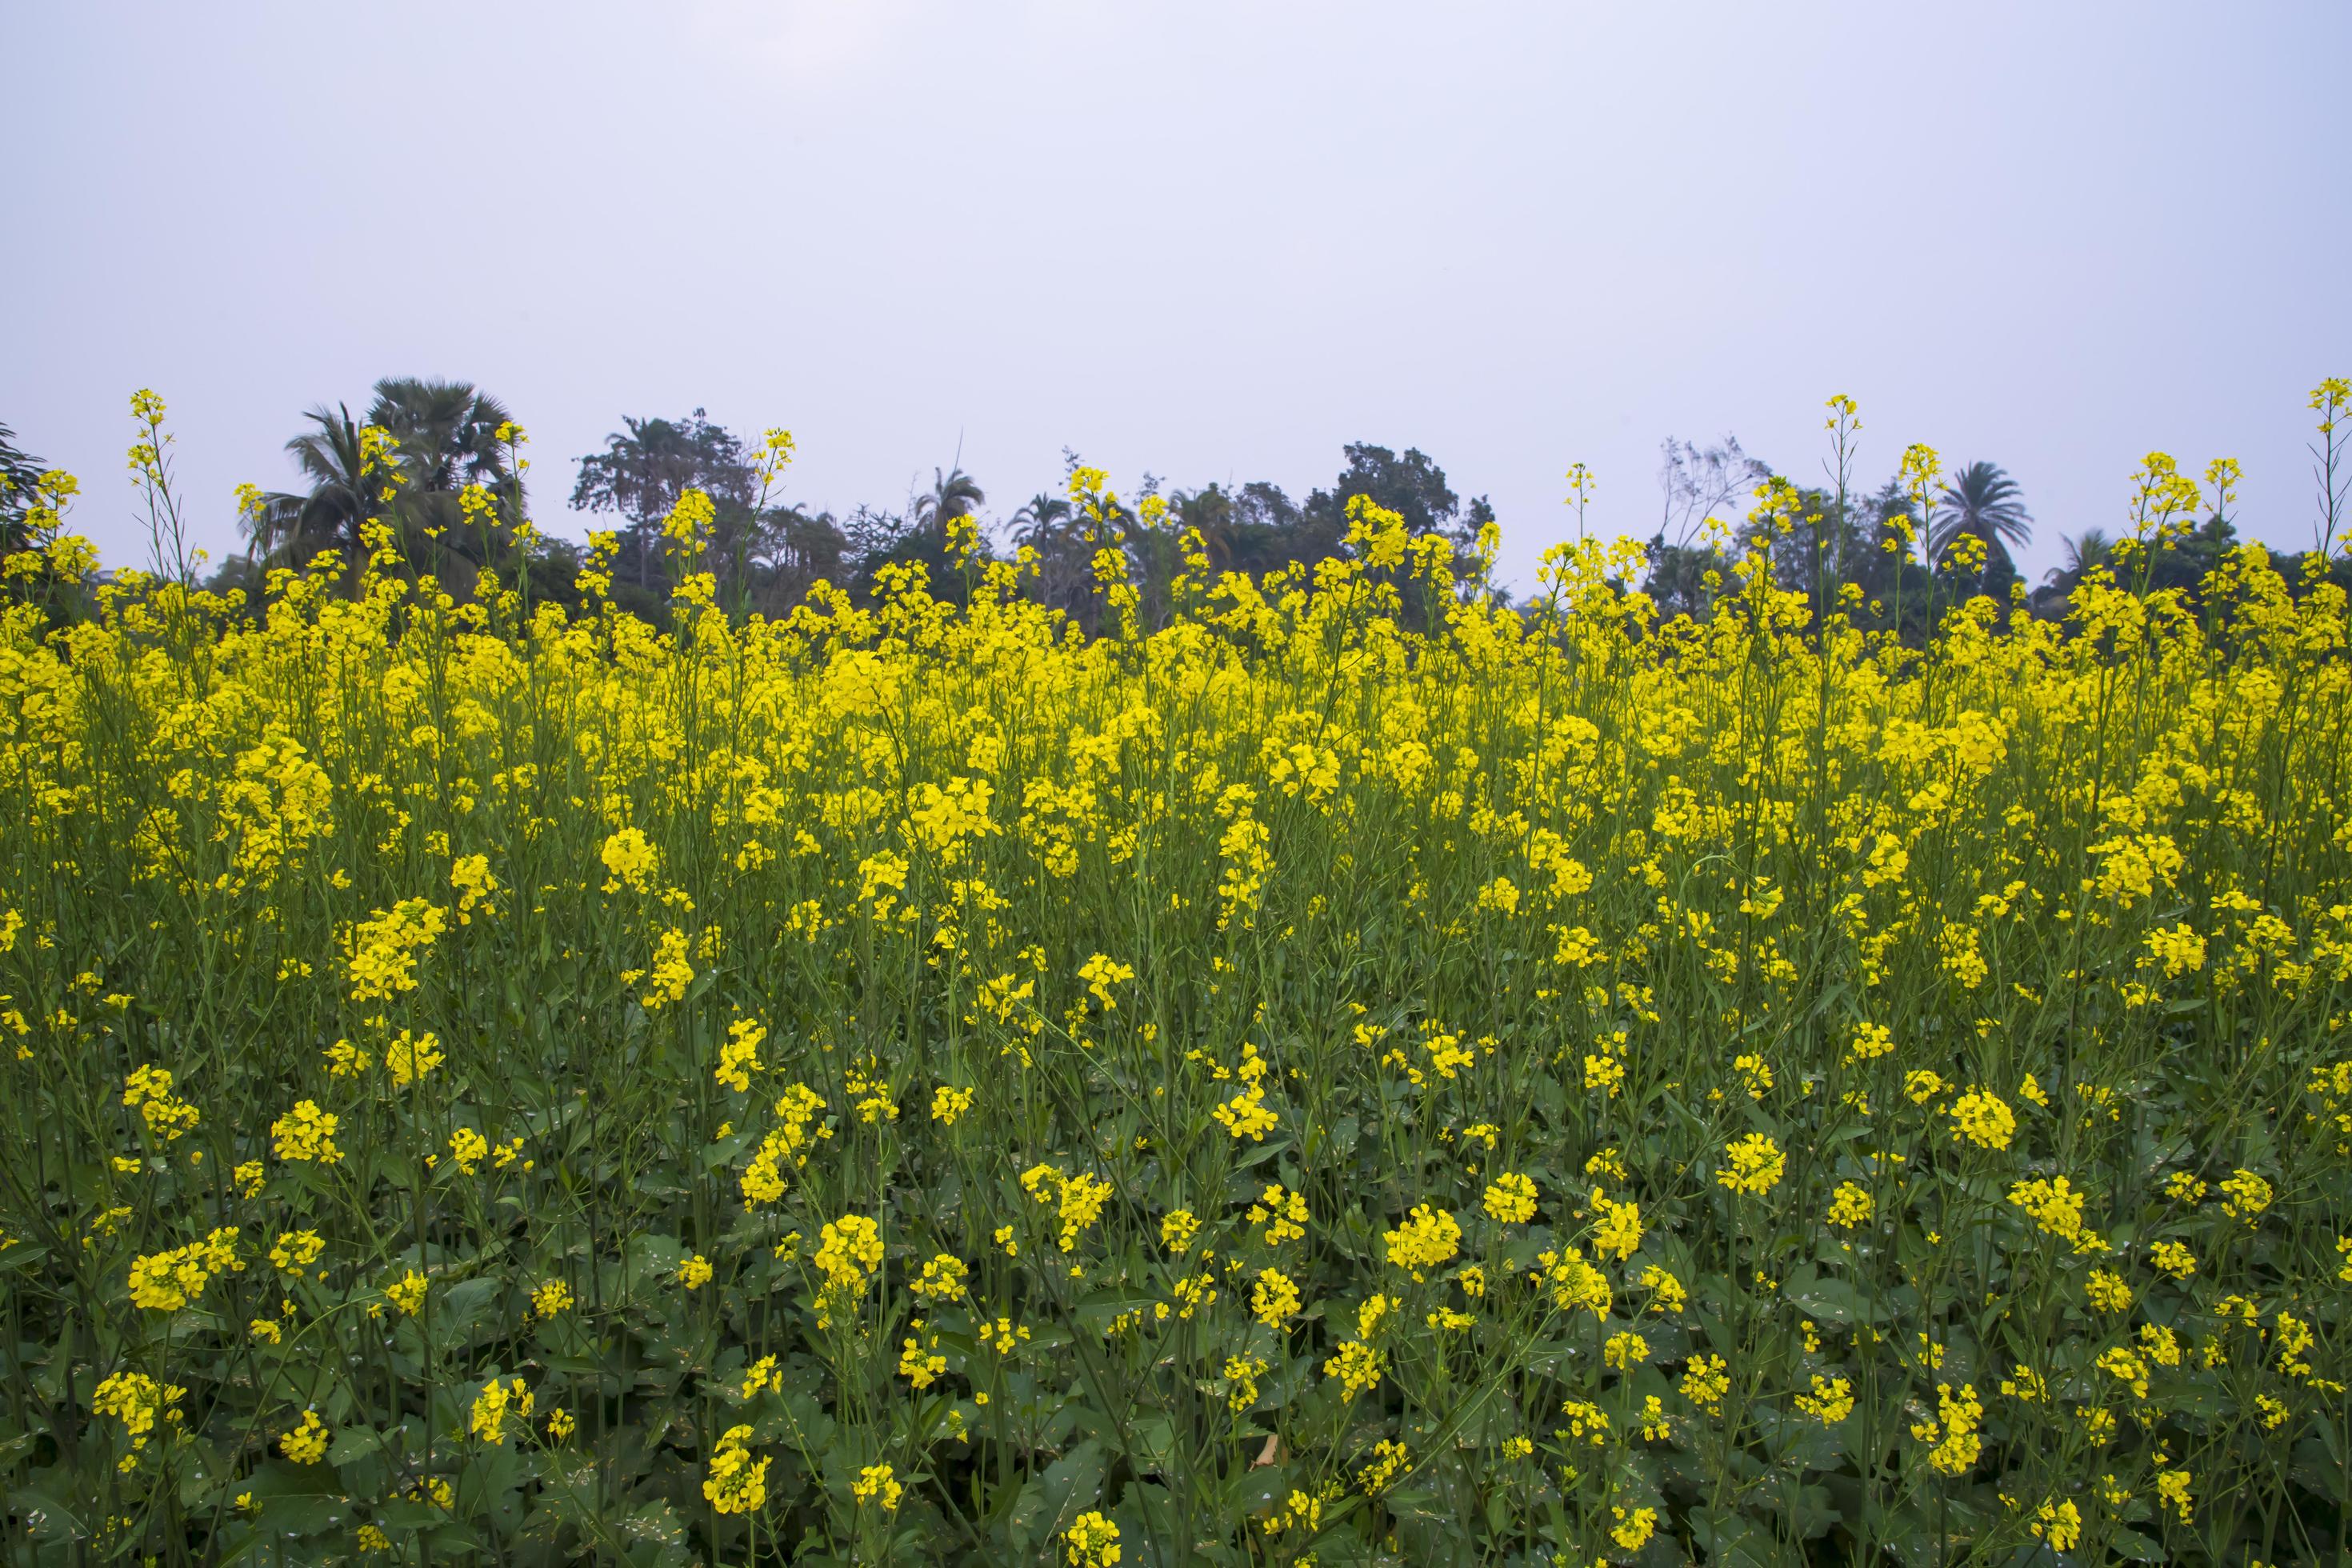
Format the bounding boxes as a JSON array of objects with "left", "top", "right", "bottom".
[{"left": 6, "top": 378, "right": 2344, "bottom": 634}]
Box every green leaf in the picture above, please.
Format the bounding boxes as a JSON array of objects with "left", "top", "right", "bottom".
[
  {"left": 6, "top": 1482, "right": 85, "bottom": 1542},
  {"left": 253, "top": 1490, "right": 351, "bottom": 1536},
  {"left": 1026, "top": 1438, "right": 1107, "bottom": 1546},
  {"left": 1781, "top": 1272, "right": 1882, "bottom": 1326},
  {"left": 0, "top": 1242, "right": 50, "bottom": 1275},
  {"left": 1003, "top": 1477, "right": 1051, "bottom": 1557},
  {"left": 430, "top": 1275, "right": 506, "bottom": 1350},
  {"left": 1688, "top": 1503, "right": 1777, "bottom": 1566},
  {"left": 326, "top": 1423, "right": 382, "bottom": 1466}
]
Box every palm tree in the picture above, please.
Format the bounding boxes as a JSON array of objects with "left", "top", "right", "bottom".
[
  {"left": 0, "top": 421, "right": 49, "bottom": 555},
  {"left": 1010, "top": 491, "right": 1072, "bottom": 546},
  {"left": 912, "top": 466, "right": 985, "bottom": 541},
  {"left": 758, "top": 506, "right": 849, "bottom": 606},
  {"left": 1010, "top": 491, "right": 1091, "bottom": 618},
  {"left": 361, "top": 378, "right": 522, "bottom": 573},
  {"left": 369, "top": 378, "right": 514, "bottom": 494},
  {"left": 1171, "top": 485, "right": 1238, "bottom": 570},
  {"left": 1930, "top": 462, "right": 2033, "bottom": 570},
  {"left": 2044, "top": 529, "right": 2114, "bottom": 592},
  {"left": 248, "top": 403, "right": 374, "bottom": 569},
  {"left": 251, "top": 380, "right": 522, "bottom": 582}
]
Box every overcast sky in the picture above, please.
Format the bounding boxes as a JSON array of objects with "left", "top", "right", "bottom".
[{"left": 6, "top": 2, "right": 2348, "bottom": 588}]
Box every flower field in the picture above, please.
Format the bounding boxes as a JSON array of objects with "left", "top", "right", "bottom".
[{"left": 6, "top": 420, "right": 2352, "bottom": 1566}]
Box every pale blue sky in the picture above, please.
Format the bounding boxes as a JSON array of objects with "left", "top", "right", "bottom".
[{"left": 6, "top": 2, "right": 2347, "bottom": 587}]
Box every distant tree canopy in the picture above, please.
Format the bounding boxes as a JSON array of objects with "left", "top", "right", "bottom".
[
  {"left": 1644, "top": 438, "right": 2054, "bottom": 636},
  {"left": 1306, "top": 443, "right": 1470, "bottom": 550},
  {"left": 0, "top": 422, "right": 48, "bottom": 555},
  {"left": 200, "top": 379, "right": 2352, "bottom": 642},
  {"left": 571, "top": 410, "right": 850, "bottom": 618},
  {"left": 991, "top": 442, "right": 1497, "bottom": 634},
  {"left": 847, "top": 466, "right": 986, "bottom": 595},
  {"left": 574, "top": 411, "right": 756, "bottom": 598},
  {"left": 248, "top": 378, "right": 525, "bottom": 590},
  {"left": 1932, "top": 462, "right": 2033, "bottom": 573},
  {"left": 240, "top": 391, "right": 1512, "bottom": 628},
  {"left": 374, "top": 378, "right": 515, "bottom": 497},
  {"left": 0, "top": 422, "right": 75, "bottom": 620},
  {"left": 247, "top": 402, "right": 372, "bottom": 570}
]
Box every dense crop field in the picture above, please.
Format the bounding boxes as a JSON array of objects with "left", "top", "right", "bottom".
[{"left": 5, "top": 428, "right": 2352, "bottom": 1566}]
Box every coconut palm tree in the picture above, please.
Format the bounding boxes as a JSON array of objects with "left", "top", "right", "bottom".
[
  {"left": 0, "top": 422, "right": 48, "bottom": 555},
  {"left": 1011, "top": 491, "right": 1072, "bottom": 546},
  {"left": 1170, "top": 484, "right": 1238, "bottom": 569},
  {"left": 912, "top": 466, "right": 985, "bottom": 541},
  {"left": 248, "top": 403, "right": 374, "bottom": 569},
  {"left": 757, "top": 506, "right": 849, "bottom": 607},
  {"left": 1930, "top": 462, "right": 2033, "bottom": 570},
  {"left": 2045, "top": 528, "right": 2114, "bottom": 592},
  {"left": 1010, "top": 491, "right": 1091, "bottom": 618},
  {"left": 368, "top": 378, "right": 522, "bottom": 566},
  {"left": 252, "top": 379, "right": 522, "bottom": 582}
]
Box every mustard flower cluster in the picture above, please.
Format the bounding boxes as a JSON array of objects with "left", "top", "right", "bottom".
[{"left": 9, "top": 389, "right": 2351, "bottom": 1564}]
